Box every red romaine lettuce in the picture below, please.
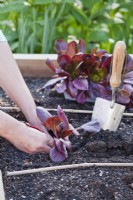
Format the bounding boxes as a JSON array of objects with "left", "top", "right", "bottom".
[
  {"left": 42, "top": 39, "right": 133, "bottom": 109},
  {"left": 36, "top": 105, "right": 101, "bottom": 162}
]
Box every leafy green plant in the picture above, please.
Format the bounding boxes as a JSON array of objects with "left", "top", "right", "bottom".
[
  {"left": 0, "top": 0, "right": 74, "bottom": 53},
  {"left": 1, "top": 0, "right": 133, "bottom": 53}
]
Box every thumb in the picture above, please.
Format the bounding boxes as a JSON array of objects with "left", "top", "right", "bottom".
[{"left": 38, "top": 124, "right": 49, "bottom": 134}]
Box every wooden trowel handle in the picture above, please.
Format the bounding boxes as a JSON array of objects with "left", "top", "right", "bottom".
[{"left": 110, "top": 41, "right": 126, "bottom": 88}]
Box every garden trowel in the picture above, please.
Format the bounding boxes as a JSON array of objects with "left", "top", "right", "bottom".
[{"left": 92, "top": 41, "right": 126, "bottom": 131}]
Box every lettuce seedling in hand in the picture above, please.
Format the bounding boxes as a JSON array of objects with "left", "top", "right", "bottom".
[
  {"left": 42, "top": 39, "right": 133, "bottom": 109},
  {"left": 36, "top": 105, "right": 101, "bottom": 162},
  {"left": 36, "top": 105, "right": 79, "bottom": 162}
]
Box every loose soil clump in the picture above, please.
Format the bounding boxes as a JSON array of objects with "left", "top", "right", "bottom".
[{"left": 1, "top": 78, "right": 133, "bottom": 200}]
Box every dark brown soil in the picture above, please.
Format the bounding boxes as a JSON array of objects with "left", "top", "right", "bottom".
[{"left": 1, "top": 78, "right": 133, "bottom": 200}]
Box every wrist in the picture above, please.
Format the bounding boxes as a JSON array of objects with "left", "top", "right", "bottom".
[
  {"left": 0, "top": 115, "right": 23, "bottom": 140},
  {"left": 22, "top": 106, "right": 36, "bottom": 123},
  {"left": 25, "top": 108, "right": 39, "bottom": 125}
]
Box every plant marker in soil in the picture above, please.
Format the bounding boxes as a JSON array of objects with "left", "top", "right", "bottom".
[{"left": 92, "top": 41, "right": 126, "bottom": 131}]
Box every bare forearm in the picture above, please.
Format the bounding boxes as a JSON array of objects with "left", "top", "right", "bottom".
[
  {"left": 0, "top": 110, "right": 21, "bottom": 139},
  {"left": 0, "top": 31, "right": 53, "bottom": 152},
  {"left": 0, "top": 42, "right": 37, "bottom": 122}
]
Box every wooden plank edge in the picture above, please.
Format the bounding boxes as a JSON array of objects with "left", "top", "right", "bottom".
[
  {"left": 0, "top": 170, "right": 5, "bottom": 200},
  {"left": 13, "top": 54, "right": 58, "bottom": 77}
]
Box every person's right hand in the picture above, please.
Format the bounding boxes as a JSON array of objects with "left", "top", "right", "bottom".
[{"left": 5, "top": 122, "right": 54, "bottom": 154}]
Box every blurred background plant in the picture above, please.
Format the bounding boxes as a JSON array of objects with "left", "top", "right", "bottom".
[{"left": 0, "top": 0, "right": 133, "bottom": 54}]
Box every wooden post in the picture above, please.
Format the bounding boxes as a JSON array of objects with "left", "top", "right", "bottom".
[{"left": 0, "top": 171, "right": 5, "bottom": 200}]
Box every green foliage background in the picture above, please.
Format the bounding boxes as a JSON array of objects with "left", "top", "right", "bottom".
[{"left": 0, "top": 0, "right": 133, "bottom": 54}]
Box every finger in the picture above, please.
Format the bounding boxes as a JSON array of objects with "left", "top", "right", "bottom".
[
  {"left": 45, "top": 133, "right": 55, "bottom": 147},
  {"left": 40, "top": 145, "right": 52, "bottom": 153},
  {"left": 48, "top": 139, "right": 55, "bottom": 147},
  {"left": 39, "top": 124, "right": 49, "bottom": 134}
]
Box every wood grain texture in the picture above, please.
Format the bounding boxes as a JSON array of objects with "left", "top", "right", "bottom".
[
  {"left": 110, "top": 41, "right": 126, "bottom": 88},
  {"left": 13, "top": 54, "right": 58, "bottom": 77}
]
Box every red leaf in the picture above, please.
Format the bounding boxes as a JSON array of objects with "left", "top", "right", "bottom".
[
  {"left": 95, "top": 50, "right": 107, "bottom": 58},
  {"left": 46, "top": 59, "right": 56, "bottom": 72},
  {"left": 67, "top": 41, "right": 78, "bottom": 57},
  {"left": 60, "top": 129, "right": 73, "bottom": 139},
  {"left": 57, "top": 105, "right": 70, "bottom": 129},
  {"left": 72, "top": 53, "right": 84, "bottom": 62},
  {"left": 44, "top": 116, "right": 62, "bottom": 135},
  {"left": 57, "top": 54, "right": 72, "bottom": 70},
  {"left": 55, "top": 39, "right": 67, "bottom": 54},
  {"left": 83, "top": 54, "right": 96, "bottom": 66},
  {"left": 100, "top": 56, "right": 111, "bottom": 71},
  {"left": 79, "top": 39, "right": 86, "bottom": 53}
]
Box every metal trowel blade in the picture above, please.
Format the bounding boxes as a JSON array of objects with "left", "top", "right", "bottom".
[{"left": 92, "top": 97, "right": 125, "bottom": 131}]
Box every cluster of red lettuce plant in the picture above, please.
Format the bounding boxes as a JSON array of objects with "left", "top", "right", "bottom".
[
  {"left": 42, "top": 39, "right": 133, "bottom": 109},
  {"left": 35, "top": 105, "right": 100, "bottom": 162}
]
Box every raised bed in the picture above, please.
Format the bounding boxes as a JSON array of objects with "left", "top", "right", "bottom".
[
  {"left": 1, "top": 54, "right": 133, "bottom": 200},
  {"left": 13, "top": 54, "right": 58, "bottom": 77}
]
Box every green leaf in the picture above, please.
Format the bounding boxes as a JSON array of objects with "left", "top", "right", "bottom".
[
  {"left": 81, "top": 0, "right": 100, "bottom": 9},
  {"left": 33, "top": 0, "right": 72, "bottom": 5},
  {"left": 88, "top": 30, "right": 108, "bottom": 42},
  {"left": 0, "top": 0, "right": 25, "bottom": 13},
  {"left": 32, "top": 0, "right": 56, "bottom": 5},
  {"left": 71, "top": 6, "right": 88, "bottom": 25},
  {"left": 10, "top": 41, "right": 18, "bottom": 51},
  {"left": 90, "top": 68, "right": 106, "bottom": 83}
]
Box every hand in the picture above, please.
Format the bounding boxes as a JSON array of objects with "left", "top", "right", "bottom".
[
  {"left": 26, "top": 109, "right": 49, "bottom": 134},
  {"left": 4, "top": 122, "right": 54, "bottom": 154},
  {"left": 27, "top": 116, "right": 49, "bottom": 133}
]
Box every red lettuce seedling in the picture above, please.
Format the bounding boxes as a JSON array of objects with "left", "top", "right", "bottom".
[
  {"left": 36, "top": 105, "right": 79, "bottom": 162},
  {"left": 36, "top": 105, "right": 101, "bottom": 162},
  {"left": 42, "top": 39, "right": 133, "bottom": 109}
]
